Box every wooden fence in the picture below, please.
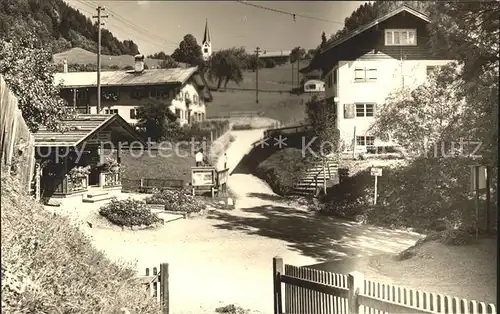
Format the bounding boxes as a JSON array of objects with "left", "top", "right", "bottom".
[
  {"left": 0, "top": 74, "right": 35, "bottom": 190},
  {"left": 136, "top": 263, "right": 169, "bottom": 314},
  {"left": 273, "top": 257, "right": 497, "bottom": 314}
]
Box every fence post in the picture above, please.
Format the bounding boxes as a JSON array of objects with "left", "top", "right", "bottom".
[
  {"left": 160, "top": 263, "right": 169, "bottom": 314},
  {"left": 348, "top": 271, "right": 364, "bottom": 314},
  {"left": 273, "top": 256, "right": 284, "bottom": 314}
]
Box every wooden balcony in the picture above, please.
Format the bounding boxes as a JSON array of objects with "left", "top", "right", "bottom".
[{"left": 42, "top": 174, "right": 89, "bottom": 197}]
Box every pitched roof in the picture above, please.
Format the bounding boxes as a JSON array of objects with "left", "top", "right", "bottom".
[
  {"left": 34, "top": 114, "right": 145, "bottom": 147},
  {"left": 258, "top": 50, "right": 292, "bottom": 58},
  {"left": 323, "top": 5, "right": 429, "bottom": 53},
  {"left": 54, "top": 67, "right": 199, "bottom": 89},
  {"left": 203, "top": 18, "right": 211, "bottom": 44},
  {"left": 312, "top": 5, "right": 430, "bottom": 68}
]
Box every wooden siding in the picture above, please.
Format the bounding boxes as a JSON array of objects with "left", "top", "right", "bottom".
[{"left": 320, "top": 12, "right": 449, "bottom": 74}]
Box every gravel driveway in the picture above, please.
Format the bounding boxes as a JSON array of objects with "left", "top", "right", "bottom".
[{"left": 84, "top": 130, "right": 422, "bottom": 313}]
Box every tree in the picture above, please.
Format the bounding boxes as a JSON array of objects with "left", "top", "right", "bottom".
[
  {"left": 320, "top": 31, "right": 327, "bottom": 48},
  {"left": 135, "top": 102, "right": 182, "bottom": 142},
  {"left": 290, "top": 47, "right": 306, "bottom": 63},
  {"left": 206, "top": 48, "right": 245, "bottom": 90},
  {"left": 245, "top": 54, "right": 264, "bottom": 72},
  {"left": 370, "top": 64, "right": 464, "bottom": 155},
  {"left": 0, "top": 30, "right": 71, "bottom": 132},
  {"left": 427, "top": 1, "right": 499, "bottom": 164},
  {"left": 159, "top": 57, "right": 179, "bottom": 69},
  {"left": 171, "top": 34, "right": 204, "bottom": 68},
  {"left": 305, "top": 96, "right": 340, "bottom": 157}
]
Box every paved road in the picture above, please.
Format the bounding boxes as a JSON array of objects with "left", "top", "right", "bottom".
[{"left": 87, "top": 130, "right": 422, "bottom": 314}]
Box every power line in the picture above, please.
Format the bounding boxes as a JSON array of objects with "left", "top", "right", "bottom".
[
  {"left": 234, "top": 1, "right": 344, "bottom": 25},
  {"left": 75, "top": 0, "right": 178, "bottom": 50}
]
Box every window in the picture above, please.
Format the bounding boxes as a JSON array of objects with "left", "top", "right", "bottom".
[
  {"left": 203, "top": 48, "right": 208, "bottom": 53},
  {"left": 193, "top": 95, "right": 199, "bottom": 104},
  {"left": 175, "top": 108, "right": 181, "bottom": 118},
  {"left": 356, "top": 136, "right": 375, "bottom": 146},
  {"left": 104, "top": 109, "right": 118, "bottom": 115},
  {"left": 354, "top": 68, "right": 377, "bottom": 82},
  {"left": 130, "top": 108, "right": 137, "bottom": 119},
  {"left": 333, "top": 69, "right": 337, "bottom": 85},
  {"left": 306, "top": 84, "right": 316, "bottom": 90},
  {"left": 355, "top": 103, "right": 375, "bottom": 117},
  {"left": 184, "top": 92, "right": 190, "bottom": 101},
  {"left": 426, "top": 65, "right": 437, "bottom": 77},
  {"left": 385, "top": 29, "right": 417, "bottom": 46}
]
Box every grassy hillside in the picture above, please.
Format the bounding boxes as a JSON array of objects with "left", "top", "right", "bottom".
[
  {"left": 0, "top": 0, "right": 140, "bottom": 55},
  {"left": 53, "top": 47, "right": 164, "bottom": 69},
  {"left": 1, "top": 172, "right": 160, "bottom": 313},
  {"left": 207, "top": 90, "right": 313, "bottom": 126}
]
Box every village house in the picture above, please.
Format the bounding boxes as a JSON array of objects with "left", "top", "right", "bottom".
[
  {"left": 33, "top": 114, "right": 146, "bottom": 201},
  {"left": 54, "top": 55, "right": 213, "bottom": 127},
  {"left": 307, "top": 5, "right": 454, "bottom": 152}
]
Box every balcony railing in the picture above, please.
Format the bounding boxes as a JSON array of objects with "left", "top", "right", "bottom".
[
  {"left": 41, "top": 174, "right": 89, "bottom": 197},
  {"left": 100, "top": 172, "right": 121, "bottom": 188}
]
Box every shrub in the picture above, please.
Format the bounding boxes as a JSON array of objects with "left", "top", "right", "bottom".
[
  {"left": 1, "top": 174, "right": 161, "bottom": 313},
  {"left": 99, "top": 198, "right": 163, "bottom": 228},
  {"left": 255, "top": 148, "right": 310, "bottom": 195},
  {"left": 321, "top": 156, "right": 495, "bottom": 233},
  {"left": 144, "top": 190, "right": 206, "bottom": 213},
  {"left": 215, "top": 304, "right": 250, "bottom": 314}
]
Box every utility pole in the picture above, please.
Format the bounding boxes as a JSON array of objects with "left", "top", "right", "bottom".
[
  {"left": 93, "top": 6, "right": 108, "bottom": 114},
  {"left": 255, "top": 47, "right": 260, "bottom": 104},
  {"left": 297, "top": 46, "right": 301, "bottom": 89}
]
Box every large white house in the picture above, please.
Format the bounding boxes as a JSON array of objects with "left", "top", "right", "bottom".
[
  {"left": 54, "top": 56, "right": 212, "bottom": 126},
  {"left": 308, "top": 5, "right": 453, "bottom": 151}
]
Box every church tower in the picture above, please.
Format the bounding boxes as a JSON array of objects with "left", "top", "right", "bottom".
[{"left": 202, "top": 18, "right": 212, "bottom": 61}]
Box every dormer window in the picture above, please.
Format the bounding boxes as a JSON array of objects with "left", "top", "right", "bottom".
[{"left": 385, "top": 29, "right": 417, "bottom": 46}]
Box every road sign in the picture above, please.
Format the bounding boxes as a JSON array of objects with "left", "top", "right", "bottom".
[{"left": 371, "top": 167, "right": 382, "bottom": 176}]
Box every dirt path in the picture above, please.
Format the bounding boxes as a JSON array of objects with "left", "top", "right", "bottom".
[{"left": 74, "top": 130, "right": 423, "bottom": 314}]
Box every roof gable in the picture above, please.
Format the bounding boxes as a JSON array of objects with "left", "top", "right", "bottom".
[
  {"left": 321, "top": 5, "right": 430, "bottom": 54},
  {"left": 34, "top": 114, "right": 146, "bottom": 147}
]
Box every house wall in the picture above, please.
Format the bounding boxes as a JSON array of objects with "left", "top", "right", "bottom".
[
  {"left": 66, "top": 81, "right": 206, "bottom": 126},
  {"left": 331, "top": 58, "right": 452, "bottom": 148},
  {"left": 319, "top": 12, "right": 454, "bottom": 150}
]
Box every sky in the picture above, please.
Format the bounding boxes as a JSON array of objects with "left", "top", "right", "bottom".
[{"left": 66, "top": 1, "right": 368, "bottom": 55}]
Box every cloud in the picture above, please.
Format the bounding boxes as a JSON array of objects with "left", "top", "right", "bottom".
[{"left": 137, "top": 1, "right": 149, "bottom": 6}]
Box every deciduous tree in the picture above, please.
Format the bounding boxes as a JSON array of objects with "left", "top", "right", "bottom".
[
  {"left": 305, "top": 95, "right": 340, "bottom": 157},
  {"left": 0, "top": 30, "right": 71, "bottom": 132},
  {"left": 171, "top": 34, "right": 204, "bottom": 68},
  {"left": 206, "top": 48, "right": 245, "bottom": 90}
]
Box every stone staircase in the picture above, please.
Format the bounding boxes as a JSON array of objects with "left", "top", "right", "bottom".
[
  {"left": 82, "top": 188, "right": 116, "bottom": 203},
  {"left": 293, "top": 157, "right": 339, "bottom": 196}
]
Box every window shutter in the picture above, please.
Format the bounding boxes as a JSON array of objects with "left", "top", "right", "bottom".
[{"left": 344, "top": 104, "right": 355, "bottom": 119}]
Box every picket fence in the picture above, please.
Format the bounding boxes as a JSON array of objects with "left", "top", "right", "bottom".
[
  {"left": 0, "top": 74, "right": 35, "bottom": 189},
  {"left": 136, "top": 263, "right": 169, "bottom": 314},
  {"left": 273, "top": 257, "right": 496, "bottom": 314}
]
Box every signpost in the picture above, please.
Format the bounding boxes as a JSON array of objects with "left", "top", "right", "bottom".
[
  {"left": 469, "top": 165, "right": 489, "bottom": 238},
  {"left": 370, "top": 167, "right": 382, "bottom": 205},
  {"left": 191, "top": 167, "right": 216, "bottom": 198}
]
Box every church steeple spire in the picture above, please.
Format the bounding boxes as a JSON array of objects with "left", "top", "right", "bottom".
[
  {"left": 202, "top": 18, "right": 212, "bottom": 61},
  {"left": 202, "top": 18, "right": 211, "bottom": 44}
]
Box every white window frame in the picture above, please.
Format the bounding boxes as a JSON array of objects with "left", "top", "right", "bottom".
[
  {"left": 356, "top": 135, "right": 375, "bottom": 146},
  {"left": 354, "top": 68, "right": 377, "bottom": 82},
  {"left": 355, "top": 103, "right": 375, "bottom": 117},
  {"left": 385, "top": 29, "right": 417, "bottom": 46}
]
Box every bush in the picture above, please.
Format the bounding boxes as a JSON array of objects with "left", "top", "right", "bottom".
[
  {"left": 321, "top": 156, "right": 496, "bottom": 233},
  {"left": 255, "top": 148, "right": 310, "bottom": 195},
  {"left": 144, "top": 190, "right": 206, "bottom": 213},
  {"left": 99, "top": 198, "right": 163, "bottom": 228},
  {"left": 1, "top": 174, "right": 161, "bottom": 313},
  {"left": 215, "top": 304, "right": 250, "bottom": 314}
]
